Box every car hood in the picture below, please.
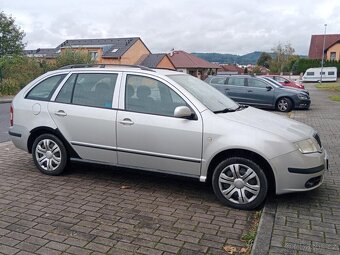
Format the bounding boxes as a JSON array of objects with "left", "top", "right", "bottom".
[
  {"left": 219, "top": 107, "right": 314, "bottom": 142},
  {"left": 281, "top": 86, "right": 309, "bottom": 95}
]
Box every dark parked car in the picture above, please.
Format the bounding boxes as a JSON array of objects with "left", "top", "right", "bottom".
[{"left": 205, "top": 75, "right": 310, "bottom": 112}]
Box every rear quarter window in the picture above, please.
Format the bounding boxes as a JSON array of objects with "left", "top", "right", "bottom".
[{"left": 26, "top": 74, "right": 67, "bottom": 101}]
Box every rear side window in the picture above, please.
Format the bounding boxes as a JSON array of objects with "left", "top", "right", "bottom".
[
  {"left": 210, "top": 77, "right": 226, "bottom": 84},
  {"left": 227, "top": 77, "right": 245, "bottom": 86},
  {"left": 55, "top": 73, "right": 118, "bottom": 108},
  {"left": 26, "top": 74, "right": 66, "bottom": 101}
]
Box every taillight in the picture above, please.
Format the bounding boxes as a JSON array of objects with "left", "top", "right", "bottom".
[{"left": 10, "top": 105, "right": 13, "bottom": 127}]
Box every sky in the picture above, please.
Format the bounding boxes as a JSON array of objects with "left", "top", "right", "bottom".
[{"left": 1, "top": 0, "right": 340, "bottom": 55}]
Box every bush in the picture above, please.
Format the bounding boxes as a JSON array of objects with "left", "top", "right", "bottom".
[
  {"left": 0, "top": 78, "right": 20, "bottom": 96},
  {"left": 55, "top": 49, "right": 94, "bottom": 68},
  {"left": 294, "top": 58, "right": 340, "bottom": 75}
]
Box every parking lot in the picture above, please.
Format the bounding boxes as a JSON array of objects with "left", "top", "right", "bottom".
[
  {"left": 0, "top": 143, "right": 252, "bottom": 254},
  {"left": 253, "top": 83, "right": 340, "bottom": 255},
  {"left": 0, "top": 83, "right": 339, "bottom": 255}
]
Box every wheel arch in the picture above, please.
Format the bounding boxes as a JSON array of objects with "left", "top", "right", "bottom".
[
  {"left": 206, "top": 148, "right": 276, "bottom": 193},
  {"left": 27, "top": 126, "right": 80, "bottom": 158},
  {"left": 275, "top": 96, "right": 295, "bottom": 109}
]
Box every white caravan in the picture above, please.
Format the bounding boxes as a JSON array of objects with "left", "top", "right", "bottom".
[{"left": 302, "top": 67, "right": 337, "bottom": 82}]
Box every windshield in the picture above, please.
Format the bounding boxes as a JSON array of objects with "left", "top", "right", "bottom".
[
  {"left": 262, "top": 77, "right": 283, "bottom": 88},
  {"left": 167, "top": 74, "right": 239, "bottom": 112}
]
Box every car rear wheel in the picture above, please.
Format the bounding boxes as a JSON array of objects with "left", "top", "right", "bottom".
[
  {"left": 276, "top": 97, "right": 293, "bottom": 112},
  {"left": 212, "top": 157, "right": 268, "bottom": 210},
  {"left": 32, "top": 134, "right": 67, "bottom": 175}
]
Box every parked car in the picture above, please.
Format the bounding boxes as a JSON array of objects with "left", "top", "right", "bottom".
[
  {"left": 9, "top": 65, "right": 327, "bottom": 210},
  {"left": 205, "top": 75, "right": 311, "bottom": 112},
  {"left": 262, "top": 77, "right": 309, "bottom": 95},
  {"left": 302, "top": 67, "right": 337, "bottom": 82},
  {"left": 262, "top": 75, "right": 305, "bottom": 89}
]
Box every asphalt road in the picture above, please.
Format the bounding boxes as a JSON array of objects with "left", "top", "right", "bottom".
[{"left": 0, "top": 103, "right": 10, "bottom": 143}]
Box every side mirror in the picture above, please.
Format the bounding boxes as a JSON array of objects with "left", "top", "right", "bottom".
[
  {"left": 284, "top": 80, "right": 289, "bottom": 84},
  {"left": 266, "top": 85, "right": 273, "bottom": 91},
  {"left": 174, "top": 106, "right": 193, "bottom": 119}
]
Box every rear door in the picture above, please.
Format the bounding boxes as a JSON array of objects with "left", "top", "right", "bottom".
[
  {"left": 225, "top": 77, "right": 248, "bottom": 103},
  {"left": 48, "top": 72, "right": 121, "bottom": 164}
]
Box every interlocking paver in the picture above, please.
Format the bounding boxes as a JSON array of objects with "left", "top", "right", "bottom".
[
  {"left": 0, "top": 126, "right": 257, "bottom": 254},
  {"left": 261, "top": 83, "right": 340, "bottom": 255}
]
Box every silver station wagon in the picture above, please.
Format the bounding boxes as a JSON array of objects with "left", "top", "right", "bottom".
[{"left": 9, "top": 65, "right": 328, "bottom": 210}]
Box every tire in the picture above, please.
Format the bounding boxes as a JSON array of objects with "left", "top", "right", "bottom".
[
  {"left": 276, "top": 97, "right": 293, "bottom": 112},
  {"left": 32, "top": 134, "right": 67, "bottom": 176},
  {"left": 212, "top": 157, "right": 268, "bottom": 210}
]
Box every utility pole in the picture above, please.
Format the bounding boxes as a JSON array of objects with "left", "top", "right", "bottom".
[{"left": 320, "top": 24, "right": 327, "bottom": 83}]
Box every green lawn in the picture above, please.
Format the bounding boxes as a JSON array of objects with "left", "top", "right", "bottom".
[{"left": 315, "top": 83, "right": 340, "bottom": 102}]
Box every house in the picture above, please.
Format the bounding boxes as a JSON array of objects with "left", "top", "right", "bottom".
[
  {"left": 167, "top": 50, "right": 220, "bottom": 79},
  {"left": 218, "top": 64, "right": 244, "bottom": 75},
  {"left": 137, "top": 53, "right": 175, "bottom": 70},
  {"left": 57, "top": 37, "right": 151, "bottom": 64},
  {"left": 308, "top": 34, "right": 340, "bottom": 60},
  {"left": 24, "top": 37, "right": 151, "bottom": 65}
]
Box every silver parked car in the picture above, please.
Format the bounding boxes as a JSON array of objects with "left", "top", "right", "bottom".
[{"left": 9, "top": 65, "right": 328, "bottom": 210}]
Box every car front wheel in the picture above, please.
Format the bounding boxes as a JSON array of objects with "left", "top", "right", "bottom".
[
  {"left": 212, "top": 157, "right": 268, "bottom": 210},
  {"left": 32, "top": 134, "right": 67, "bottom": 175},
  {"left": 276, "top": 97, "right": 293, "bottom": 112}
]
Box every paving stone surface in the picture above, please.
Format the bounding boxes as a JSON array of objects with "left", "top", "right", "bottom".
[
  {"left": 266, "top": 83, "right": 340, "bottom": 255},
  {"left": 0, "top": 139, "right": 254, "bottom": 254}
]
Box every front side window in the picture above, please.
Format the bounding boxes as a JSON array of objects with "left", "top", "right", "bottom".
[
  {"left": 248, "top": 78, "right": 268, "bottom": 88},
  {"left": 227, "top": 77, "right": 245, "bottom": 86},
  {"left": 275, "top": 77, "right": 286, "bottom": 82},
  {"left": 56, "top": 73, "right": 117, "bottom": 108},
  {"left": 26, "top": 74, "right": 67, "bottom": 101},
  {"left": 125, "top": 75, "right": 187, "bottom": 116}
]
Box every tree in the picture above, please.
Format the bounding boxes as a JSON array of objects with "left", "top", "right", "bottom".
[
  {"left": 55, "top": 49, "right": 94, "bottom": 68},
  {"left": 269, "top": 43, "right": 297, "bottom": 73},
  {"left": 257, "top": 52, "right": 272, "bottom": 68},
  {"left": 0, "top": 12, "right": 25, "bottom": 56}
]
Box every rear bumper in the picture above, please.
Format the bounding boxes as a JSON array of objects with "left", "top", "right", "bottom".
[
  {"left": 270, "top": 149, "right": 327, "bottom": 194},
  {"left": 9, "top": 125, "right": 30, "bottom": 152}
]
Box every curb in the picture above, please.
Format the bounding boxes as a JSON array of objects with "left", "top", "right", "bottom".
[{"left": 251, "top": 198, "right": 277, "bottom": 255}]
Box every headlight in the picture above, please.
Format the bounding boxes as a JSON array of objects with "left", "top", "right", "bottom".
[
  {"left": 298, "top": 94, "right": 308, "bottom": 100},
  {"left": 295, "top": 138, "right": 321, "bottom": 154}
]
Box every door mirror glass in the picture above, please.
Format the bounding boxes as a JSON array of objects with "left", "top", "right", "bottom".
[{"left": 174, "top": 106, "right": 193, "bottom": 119}]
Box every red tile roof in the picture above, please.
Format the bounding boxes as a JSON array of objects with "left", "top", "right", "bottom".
[
  {"left": 168, "top": 51, "right": 220, "bottom": 69},
  {"left": 308, "top": 34, "right": 340, "bottom": 59},
  {"left": 218, "top": 64, "right": 244, "bottom": 74}
]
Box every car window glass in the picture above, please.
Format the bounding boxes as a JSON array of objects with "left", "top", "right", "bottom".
[
  {"left": 210, "top": 77, "right": 226, "bottom": 84},
  {"left": 275, "top": 77, "right": 286, "bottom": 82},
  {"left": 26, "top": 74, "right": 66, "bottom": 101},
  {"left": 55, "top": 74, "right": 77, "bottom": 103},
  {"left": 227, "top": 77, "right": 245, "bottom": 86},
  {"left": 72, "top": 73, "right": 117, "bottom": 108},
  {"left": 125, "top": 75, "right": 187, "bottom": 116},
  {"left": 248, "top": 78, "right": 267, "bottom": 88}
]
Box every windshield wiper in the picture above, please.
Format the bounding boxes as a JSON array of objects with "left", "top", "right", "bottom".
[{"left": 213, "top": 108, "right": 237, "bottom": 114}]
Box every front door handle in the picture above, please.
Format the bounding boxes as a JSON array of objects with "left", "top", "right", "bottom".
[
  {"left": 225, "top": 88, "right": 230, "bottom": 91},
  {"left": 55, "top": 110, "right": 67, "bottom": 117},
  {"left": 119, "top": 118, "right": 134, "bottom": 125},
  {"left": 248, "top": 90, "right": 253, "bottom": 92}
]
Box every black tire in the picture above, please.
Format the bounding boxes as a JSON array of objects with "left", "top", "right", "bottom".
[
  {"left": 32, "top": 134, "right": 67, "bottom": 176},
  {"left": 276, "top": 97, "right": 293, "bottom": 112},
  {"left": 212, "top": 157, "right": 268, "bottom": 210}
]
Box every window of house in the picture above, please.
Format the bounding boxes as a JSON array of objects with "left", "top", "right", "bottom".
[
  {"left": 330, "top": 52, "right": 336, "bottom": 61},
  {"left": 111, "top": 48, "right": 118, "bottom": 53},
  {"left": 90, "top": 51, "right": 98, "bottom": 61},
  {"left": 306, "top": 72, "right": 314, "bottom": 76},
  {"left": 26, "top": 74, "right": 67, "bottom": 101},
  {"left": 56, "top": 73, "right": 117, "bottom": 108},
  {"left": 227, "top": 77, "right": 245, "bottom": 86},
  {"left": 210, "top": 77, "right": 226, "bottom": 84},
  {"left": 125, "top": 75, "right": 187, "bottom": 116}
]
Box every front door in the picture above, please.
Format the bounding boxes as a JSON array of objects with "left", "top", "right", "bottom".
[
  {"left": 116, "top": 73, "right": 203, "bottom": 177},
  {"left": 246, "top": 78, "right": 274, "bottom": 107},
  {"left": 48, "top": 72, "right": 120, "bottom": 164}
]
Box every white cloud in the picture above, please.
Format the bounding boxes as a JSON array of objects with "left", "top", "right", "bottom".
[{"left": 1, "top": 0, "right": 340, "bottom": 55}]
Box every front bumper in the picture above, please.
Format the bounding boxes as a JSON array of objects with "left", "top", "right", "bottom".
[
  {"left": 270, "top": 149, "right": 328, "bottom": 194},
  {"left": 295, "top": 99, "right": 311, "bottom": 109}
]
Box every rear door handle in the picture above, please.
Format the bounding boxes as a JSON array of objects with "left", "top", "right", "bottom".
[
  {"left": 119, "top": 118, "right": 134, "bottom": 125},
  {"left": 55, "top": 110, "right": 67, "bottom": 117},
  {"left": 225, "top": 88, "right": 230, "bottom": 91},
  {"left": 248, "top": 90, "right": 253, "bottom": 92}
]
